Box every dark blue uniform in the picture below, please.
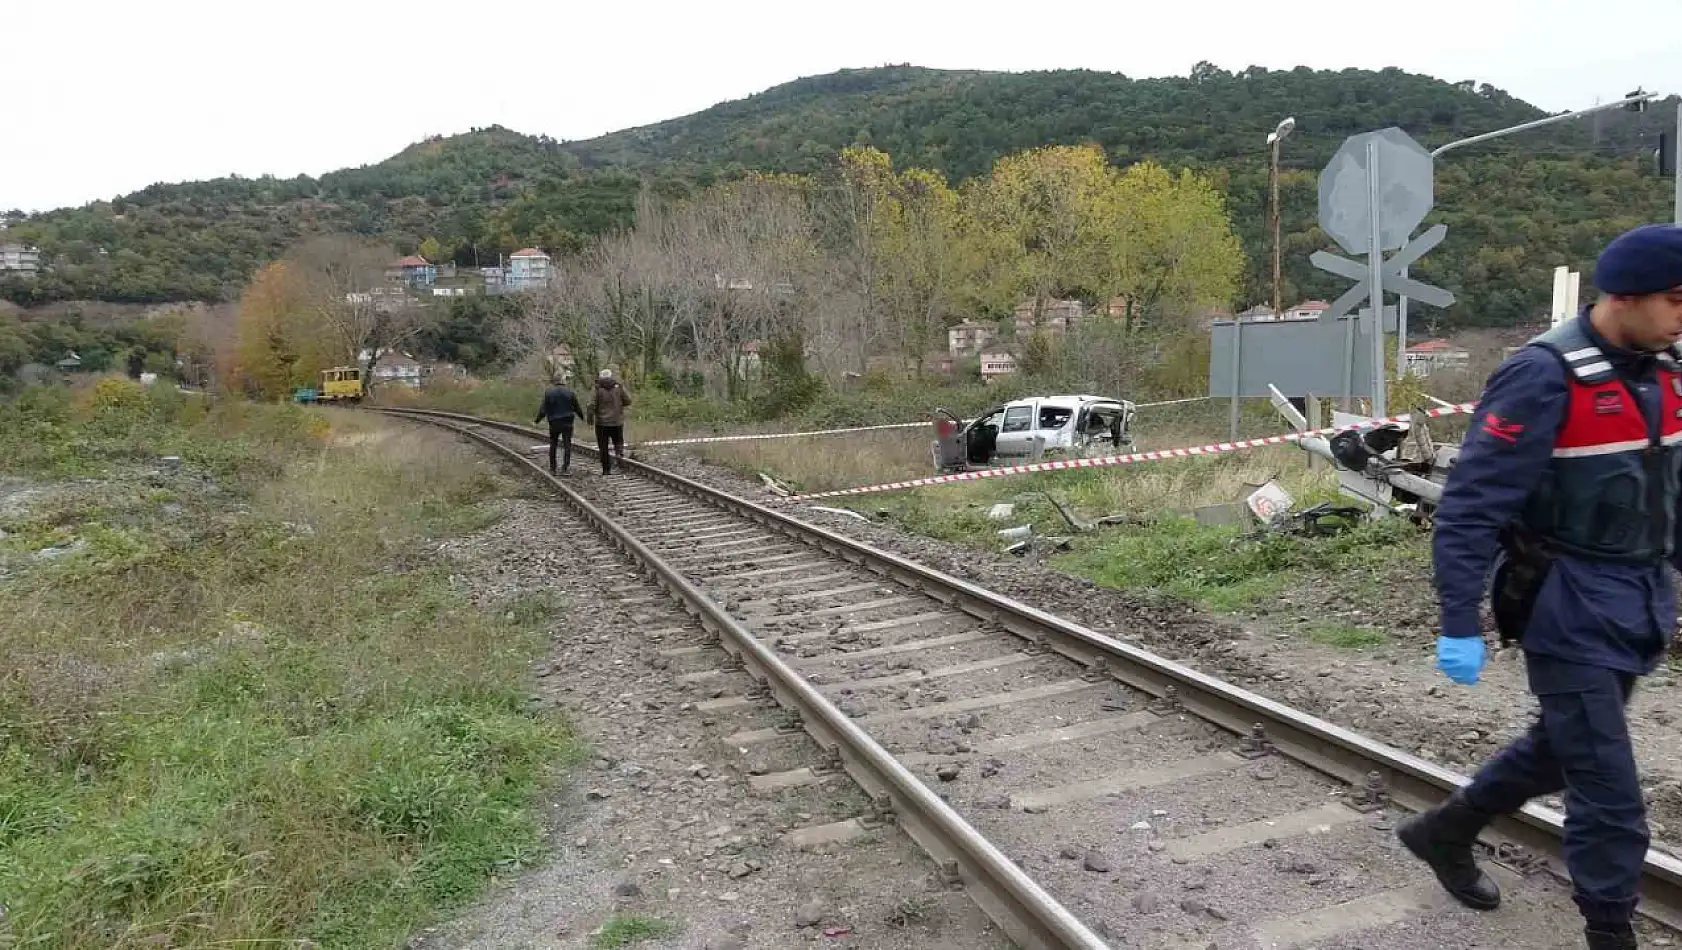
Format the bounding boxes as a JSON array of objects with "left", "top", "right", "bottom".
[{"left": 1432, "top": 310, "right": 1676, "bottom": 927}]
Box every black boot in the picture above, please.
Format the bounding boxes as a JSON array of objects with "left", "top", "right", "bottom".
[
  {"left": 1395, "top": 790, "right": 1502, "bottom": 910},
  {"left": 1585, "top": 924, "right": 1637, "bottom": 949}
]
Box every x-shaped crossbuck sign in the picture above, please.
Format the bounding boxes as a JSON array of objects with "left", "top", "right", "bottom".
[{"left": 1310, "top": 224, "right": 1456, "bottom": 323}]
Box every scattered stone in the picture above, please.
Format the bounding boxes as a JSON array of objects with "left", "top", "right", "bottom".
[
  {"left": 705, "top": 936, "right": 746, "bottom": 950},
  {"left": 1129, "top": 820, "right": 1151, "bottom": 831},
  {"left": 726, "top": 861, "right": 755, "bottom": 879},
  {"left": 1180, "top": 899, "right": 1207, "bottom": 916},
  {"left": 612, "top": 879, "right": 642, "bottom": 899},
  {"left": 1133, "top": 893, "right": 1163, "bottom": 914},
  {"left": 935, "top": 764, "right": 962, "bottom": 782},
  {"left": 980, "top": 758, "right": 1004, "bottom": 778},
  {"left": 717, "top": 891, "right": 740, "bottom": 902},
  {"left": 958, "top": 713, "right": 982, "bottom": 730},
  {"left": 1249, "top": 762, "right": 1279, "bottom": 782},
  {"left": 1083, "top": 849, "right": 1112, "bottom": 873},
  {"left": 585, "top": 788, "right": 611, "bottom": 801},
  {"left": 1059, "top": 845, "right": 1081, "bottom": 860},
  {"left": 794, "top": 901, "right": 826, "bottom": 928}
]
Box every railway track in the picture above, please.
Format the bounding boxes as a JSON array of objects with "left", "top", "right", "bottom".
[{"left": 380, "top": 406, "right": 1682, "bottom": 950}]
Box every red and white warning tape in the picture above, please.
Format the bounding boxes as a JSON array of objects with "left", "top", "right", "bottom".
[{"left": 788, "top": 402, "right": 1477, "bottom": 501}]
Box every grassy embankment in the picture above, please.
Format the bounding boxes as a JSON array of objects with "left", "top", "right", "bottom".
[{"left": 0, "top": 378, "right": 580, "bottom": 949}]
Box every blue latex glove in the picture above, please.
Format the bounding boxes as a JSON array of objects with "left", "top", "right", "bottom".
[{"left": 1436, "top": 635, "right": 1486, "bottom": 685}]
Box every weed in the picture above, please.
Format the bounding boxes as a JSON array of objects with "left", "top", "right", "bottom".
[
  {"left": 589, "top": 915, "right": 678, "bottom": 948},
  {"left": 886, "top": 896, "right": 934, "bottom": 928},
  {"left": 1305, "top": 622, "right": 1389, "bottom": 649}
]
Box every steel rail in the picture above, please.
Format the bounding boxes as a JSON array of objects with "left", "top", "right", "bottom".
[
  {"left": 376, "top": 407, "right": 1682, "bottom": 930},
  {"left": 385, "top": 410, "right": 1112, "bottom": 950}
]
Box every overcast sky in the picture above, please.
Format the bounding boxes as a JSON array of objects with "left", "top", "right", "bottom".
[{"left": 6, "top": 0, "right": 1679, "bottom": 213}]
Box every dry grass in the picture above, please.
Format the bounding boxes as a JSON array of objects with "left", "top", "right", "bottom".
[{"left": 0, "top": 384, "right": 578, "bottom": 950}]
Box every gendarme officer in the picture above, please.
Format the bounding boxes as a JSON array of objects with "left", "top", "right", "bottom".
[{"left": 1398, "top": 224, "right": 1682, "bottom": 950}]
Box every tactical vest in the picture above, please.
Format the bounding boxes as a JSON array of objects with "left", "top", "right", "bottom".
[{"left": 1518, "top": 318, "right": 1682, "bottom": 563}]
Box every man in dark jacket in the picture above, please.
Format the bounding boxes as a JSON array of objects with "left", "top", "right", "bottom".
[
  {"left": 534, "top": 374, "right": 585, "bottom": 475},
  {"left": 590, "top": 369, "right": 632, "bottom": 475},
  {"left": 1398, "top": 224, "right": 1682, "bottom": 950}
]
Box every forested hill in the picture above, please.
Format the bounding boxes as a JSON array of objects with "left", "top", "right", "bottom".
[{"left": 4, "top": 64, "right": 1676, "bottom": 328}]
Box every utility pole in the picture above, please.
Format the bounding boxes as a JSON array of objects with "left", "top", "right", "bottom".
[{"left": 1268, "top": 116, "right": 1296, "bottom": 317}]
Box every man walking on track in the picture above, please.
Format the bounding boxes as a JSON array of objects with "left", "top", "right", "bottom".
[
  {"left": 590, "top": 368, "right": 632, "bottom": 475},
  {"left": 534, "top": 374, "right": 584, "bottom": 475},
  {"left": 1400, "top": 224, "right": 1682, "bottom": 950}
]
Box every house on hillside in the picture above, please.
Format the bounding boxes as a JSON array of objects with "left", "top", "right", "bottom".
[
  {"left": 947, "top": 320, "right": 996, "bottom": 357},
  {"left": 1, "top": 243, "right": 41, "bottom": 278},
  {"left": 1405, "top": 339, "right": 1471, "bottom": 377},
  {"left": 358, "top": 349, "right": 424, "bottom": 388},
  {"left": 979, "top": 351, "right": 1019, "bottom": 383},
  {"left": 387, "top": 255, "right": 436, "bottom": 288},
  {"left": 1012, "top": 298, "right": 1083, "bottom": 336},
  {"left": 1286, "top": 299, "right": 1330, "bottom": 320},
  {"left": 508, "top": 248, "right": 552, "bottom": 291}
]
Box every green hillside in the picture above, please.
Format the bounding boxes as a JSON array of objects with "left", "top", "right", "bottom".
[{"left": 4, "top": 64, "right": 1675, "bottom": 328}]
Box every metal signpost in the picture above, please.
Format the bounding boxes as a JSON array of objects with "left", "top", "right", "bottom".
[{"left": 1312, "top": 127, "right": 1455, "bottom": 417}]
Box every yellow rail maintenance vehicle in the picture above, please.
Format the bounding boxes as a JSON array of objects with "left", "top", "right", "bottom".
[{"left": 294, "top": 366, "right": 365, "bottom": 404}]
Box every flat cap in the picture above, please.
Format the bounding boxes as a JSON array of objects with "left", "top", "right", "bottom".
[{"left": 1593, "top": 224, "right": 1682, "bottom": 296}]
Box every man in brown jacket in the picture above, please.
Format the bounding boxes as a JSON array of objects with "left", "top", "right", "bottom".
[{"left": 589, "top": 369, "right": 632, "bottom": 475}]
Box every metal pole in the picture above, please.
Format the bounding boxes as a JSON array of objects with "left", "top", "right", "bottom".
[
  {"left": 1393, "top": 91, "right": 1663, "bottom": 363},
  {"left": 1229, "top": 317, "right": 1242, "bottom": 441},
  {"left": 1367, "top": 140, "right": 1387, "bottom": 418},
  {"left": 1674, "top": 102, "right": 1681, "bottom": 225},
  {"left": 1430, "top": 91, "right": 1658, "bottom": 159},
  {"left": 1271, "top": 138, "right": 1283, "bottom": 316}
]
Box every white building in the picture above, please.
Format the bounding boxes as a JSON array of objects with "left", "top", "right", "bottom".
[
  {"left": 0, "top": 243, "right": 41, "bottom": 277},
  {"left": 508, "top": 248, "right": 552, "bottom": 291},
  {"left": 948, "top": 320, "right": 997, "bottom": 357},
  {"left": 979, "top": 351, "right": 1019, "bottom": 382}
]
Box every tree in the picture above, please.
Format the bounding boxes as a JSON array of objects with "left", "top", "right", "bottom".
[
  {"left": 1102, "top": 162, "right": 1245, "bottom": 332},
  {"left": 965, "top": 145, "right": 1115, "bottom": 325},
  {"left": 283, "top": 235, "right": 432, "bottom": 391},
  {"left": 811, "top": 147, "right": 897, "bottom": 375},
  {"left": 230, "top": 262, "right": 330, "bottom": 398},
  {"left": 876, "top": 166, "right": 973, "bottom": 375}
]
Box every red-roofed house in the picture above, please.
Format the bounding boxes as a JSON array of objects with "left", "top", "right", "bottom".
[
  {"left": 1285, "top": 299, "right": 1330, "bottom": 320},
  {"left": 1404, "top": 338, "right": 1471, "bottom": 376},
  {"left": 508, "top": 248, "right": 552, "bottom": 291},
  {"left": 387, "top": 255, "right": 436, "bottom": 287}
]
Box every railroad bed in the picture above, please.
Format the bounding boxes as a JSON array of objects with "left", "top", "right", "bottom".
[{"left": 380, "top": 407, "right": 1682, "bottom": 950}]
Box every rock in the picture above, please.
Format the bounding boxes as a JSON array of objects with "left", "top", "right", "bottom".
[
  {"left": 794, "top": 901, "right": 825, "bottom": 928},
  {"left": 1083, "top": 849, "right": 1112, "bottom": 873},
  {"left": 727, "top": 861, "right": 755, "bottom": 879},
  {"left": 958, "top": 713, "right": 982, "bottom": 730},
  {"left": 1059, "top": 845, "right": 1081, "bottom": 860},
  {"left": 1249, "top": 762, "right": 1278, "bottom": 781},
  {"left": 1129, "top": 820, "right": 1151, "bottom": 831},
  {"left": 718, "top": 891, "right": 740, "bottom": 902},
  {"left": 705, "top": 936, "right": 746, "bottom": 950},
  {"left": 1180, "top": 899, "right": 1207, "bottom": 916},
  {"left": 585, "top": 788, "right": 611, "bottom": 801},
  {"left": 1132, "top": 893, "right": 1163, "bottom": 914},
  {"left": 980, "top": 758, "right": 1004, "bottom": 778},
  {"left": 613, "top": 879, "right": 642, "bottom": 899},
  {"left": 935, "top": 764, "right": 962, "bottom": 782}
]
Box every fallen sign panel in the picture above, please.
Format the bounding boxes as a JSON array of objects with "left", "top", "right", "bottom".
[{"left": 787, "top": 403, "right": 1476, "bottom": 501}]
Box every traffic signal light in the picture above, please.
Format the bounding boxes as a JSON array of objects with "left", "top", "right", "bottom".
[{"left": 1660, "top": 132, "right": 1678, "bottom": 177}]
